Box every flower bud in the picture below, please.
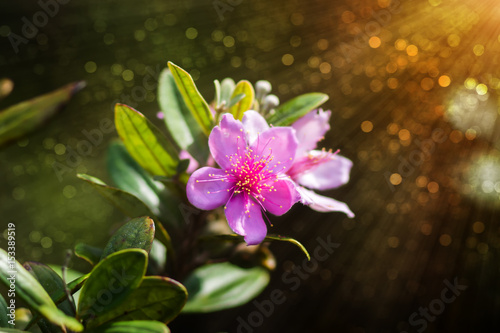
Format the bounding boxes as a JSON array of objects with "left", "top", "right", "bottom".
[
  {"left": 255, "top": 80, "right": 272, "bottom": 101},
  {"left": 262, "top": 94, "right": 280, "bottom": 112}
]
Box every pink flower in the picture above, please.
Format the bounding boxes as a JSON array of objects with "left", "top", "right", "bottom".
[
  {"left": 288, "top": 109, "right": 354, "bottom": 217},
  {"left": 186, "top": 111, "right": 299, "bottom": 245}
]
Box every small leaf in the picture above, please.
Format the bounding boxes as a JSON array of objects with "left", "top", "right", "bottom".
[
  {"left": 0, "top": 293, "right": 12, "bottom": 328},
  {"left": 220, "top": 78, "right": 235, "bottom": 106},
  {"left": 77, "top": 174, "right": 156, "bottom": 221},
  {"left": 87, "top": 320, "right": 170, "bottom": 333},
  {"left": 205, "top": 234, "right": 311, "bottom": 261},
  {"left": 176, "top": 159, "right": 190, "bottom": 174},
  {"left": 77, "top": 249, "right": 147, "bottom": 323},
  {"left": 0, "top": 81, "right": 85, "bottom": 146},
  {"left": 86, "top": 276, "right": 187, "bottom": 328},
  {"left": 0, "top": 249, "right": 83, "bottom": 332},
  {"left": 182, "top": 262, "right": 270, "bottom": 313},
  {"left": 266, "top": 92, "right": 329, "bottom": 126},
  {"left": 115, "top": 103, "right": 179, "bottom": 177},
  {"left": 227, "top": 93, "right": 245, "bottom": 108},
  {"left": 101, "top": 217, "right": 155, "bottom": 259},
  {"left": 107, "top": 141, "right": 164, "bottom": 216},
  {"left": 158, "top": 69, "right": 208, "bottom": 163},
  {"left": 228, "top": 80, "right": 255, "bottom": 120},
  {"left": 75, "top": 243, "right": 103, "bottom": 266},
  {"left": 167, "top": 62, "right": 213, "bottom": 136}
]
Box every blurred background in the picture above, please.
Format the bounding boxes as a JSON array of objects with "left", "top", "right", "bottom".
[{"left": 1, "top": 0, "right": 500, "bottom": 332}]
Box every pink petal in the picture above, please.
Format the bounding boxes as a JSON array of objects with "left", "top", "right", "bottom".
[
  {"left": 292, "top": 109, "right": 331, "bottom": 158},
  {"left": 225, "top": 193, "right": 267, "bottom": 245},
  {"left": 297, "top": 187, "right": 354, "bottom": 217},
  {"left": 242, "top": 110, "right": 270, "bottom": 145},
  {"left": 186, "top": 167, "right": 234, "bottom": 210},
  {"left": 296, "top": 153, "right": 352, "bottom": 190},
  {"left": 260, "top": 179, "right": 297, "bottom": 215},
  {"left": 179, "top": 150, "right": 200, "bottom": 174},
  {"left": 208, "top": 113, "right": 246, "bottom": 170},
  {"left": 251, "top": 127, "right": 298, "bottom": 173}
]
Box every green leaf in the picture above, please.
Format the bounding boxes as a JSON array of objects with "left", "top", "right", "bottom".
[
  {"left": 0, "top": 293, "right": 12, "bottom": 328},
  {"left": 114, "top": 103, "right": 179, "bottom": 177},
  {"left": 158, "top": 69, "right": 208, "bottom": 163},
  {"left": 101, "top": 217, "right": 155, "bottom": 259},
  {"left": 107, "top": 141, "right": 164, "bottom": 216},
  {"left": 227, "top": 93, "right": 245, "bottom": 108},
  {"left": 0, "top": 249, "right": 83, "bottom": 332},
  {"left": 220, "top": 78, "right": 235, "bottom": 106},
  {"left": 182, "top": 262, "right": 270, "bottom": 313},
  {"left": 0, "top": 81, "right": 85, "bottom": 146},
  {"left": 77, "top": 249, "right": 147, "bottom": 323},
  {"left": 228, "top": 80, "right": 255, "bottom": 120},
  {"left": 266, "top": 92, "right": 329, "bottom": 126},
  {"left": 77, "top": 174, "right": 156, "bottom": 220},
  {"left": 87, "top": 320, "right": 170, "bottom": 333},
  {"left": 167, "top": 62, "right": 213, "bottom": 136},
  {"left": 75, "top": 243, "right": 103, "bottom": 266},
  {"left": 47, "top": 266, "right": 87, "bottom": 306},
  {"left": 24, "top": 262, "right": 76, "bottom": 333},
  {"left": 86, "top": 276, "right": 187, "bottom": 328},
  {"left": 205, "top": 234, "right": 311, "bottom": 261}
]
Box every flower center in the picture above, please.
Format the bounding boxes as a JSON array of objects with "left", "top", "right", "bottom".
[{"left": 227, "top": 147, "right": 278, "bottom": 196}]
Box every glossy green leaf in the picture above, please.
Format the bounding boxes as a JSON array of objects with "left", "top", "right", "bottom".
[
  {"left": 0, "top": 81, "right": 85, "bottom": 146},
  {"left": 48, "top": 265, "right": 87, "bottom": 306},
  {"left": 167, "top": 62, "right": 213, "bottom": 136},
  {"left": 228, "top": 80, "right": 255, "bottom": 120},
  {"left": 107, "top": 141, "right": 164, "bottom": 216},
  {"left": 158, "top": 69, "right": 208, "bottom": 163},
  {"left": 115, "top": 103, "right": 179, "bottom": 177},
  {"left": 101, "top": 217, "right": 155, "bottom": 259},
  {"left": 0, "top": 78, "right": 14, "bottom": 101},
  {"left": 0, "top": 249, "right": 83, "bottom": 332},
  {"left": 75, "top": 243, "right": 103, "bottom": 266},
  {"left": 182, "top": 262, "right": 270, "bottom": 313},
  {"left": 205, "top": 234, "right": 311, "bottom": 261},
  {"left": 25, "top": 262, "right": 76, "bottom": 332},
  {"left": 77, "top": 249, "right": 147, "bottom": 322},
  {"left": 77, "top": 174, "right": 156, "bottom": 220},
  {"left": 0, "top": 293, "right": 12, "bottom": 328},
  {"left": 266, "top": 92, "right": 329, "bottom": 126},
  {"left": 87, "top": 320, "right": 170, "bottom": 333},
  {"left": 227, "top": 93, "right": 245, "bottom": 108},
  {"left": 0, "top": 328, "right": 31, "bottom": 333},
  {"left": 86, "top": 276, "right": 187, "bottom": 328},
  {"left": 220, "top": 78, "right": 235, "bottom": 106}
]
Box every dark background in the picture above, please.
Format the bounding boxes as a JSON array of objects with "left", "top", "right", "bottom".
[{"left": 1, "top": 0, "right": 500, "bottom": 332}]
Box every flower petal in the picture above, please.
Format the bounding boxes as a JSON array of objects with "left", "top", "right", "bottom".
[
  {"left": 292, "top": 109, "right": 331, "bottom": 158},
  {"left": 297, "top": 187, "right": 354, "bottom": 217},
  {"left": 242, "top": 110, "right": 270, "bottom": 145},
  {"left": 208, "top": 113, "right": 246, "bottom": 170},
  {"left": 186, "top": 167, "right": 234, "bottom": 210},
  {"left": 179, "top": 150, "right": 199, "bottom": 174},
  {"left": 260, "top": 179, "right": 297, "bottom": 215},
  {"left": 225, "top": 193, "right": 267, "bottom": 245},
  {"left": 251, "top": 127, "right": 298, "bottom": 173},
  {"left": 296, "top": 153, "right": 353, "bottom": 190}
]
